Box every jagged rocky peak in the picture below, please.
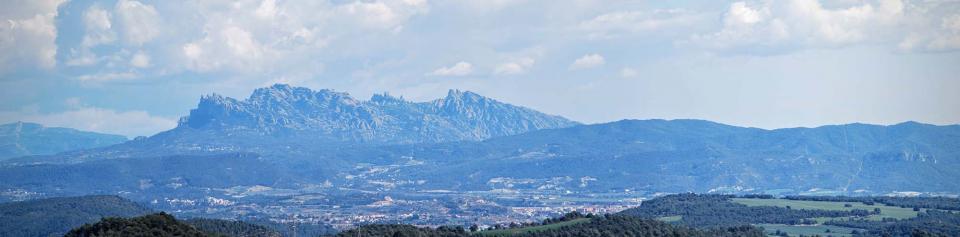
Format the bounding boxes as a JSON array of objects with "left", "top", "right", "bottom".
[
  {"left": 443, "top": 89, "right": 485, "bottom": 103},
  {"left": 171, "top": 84, "right": 578, "bottom": 143},
  {"left": 437, "top": 89, "right": 495, "bottom": 113}
]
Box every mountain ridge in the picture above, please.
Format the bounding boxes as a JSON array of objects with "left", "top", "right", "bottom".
[{"left": 0, "top": 122, "right": 128, "bottom": 160}]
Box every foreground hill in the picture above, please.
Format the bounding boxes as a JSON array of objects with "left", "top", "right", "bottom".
[
  {"left": 0, "top": 122, "right": 127, "bottom": 160},
  {"left": 65, "top": 213, "right": 209, "bottom": 237},
  {"left": 0, "top": 195, "right": 151, "bottom": 237}
]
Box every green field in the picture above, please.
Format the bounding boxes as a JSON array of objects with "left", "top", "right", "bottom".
[
  {"left": 476, "top": 218, "right": 591, "bottom": 236},
  {"left": 732, "top": 198, "right": 920, "bottom": 222},
  {"left": 758, "top": 224, "right": 863, "bottom": 237}
]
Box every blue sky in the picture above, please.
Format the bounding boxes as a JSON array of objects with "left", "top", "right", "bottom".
[{"left": 1, "top": 0, "right": 959, "bottom": 137}]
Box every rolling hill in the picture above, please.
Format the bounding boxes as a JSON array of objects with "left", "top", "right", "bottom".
[{"left": 0, "top": 122, "right": 127, "bottom": 160}]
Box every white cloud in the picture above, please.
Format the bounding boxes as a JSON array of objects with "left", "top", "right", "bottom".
[
  {"left": 579, "top": 9, "right": 700, "bottom": 39},
  {"left": 0, "top": 102, "right": 176, "bottom": 137},
  {"left": 166, "top": 0, "right": 428, "bottom": 74},
  {"left": 255, "top": 0, "right": 279, "bottom": 19},
  {"left": 570, "top": 54, "right": 605, "bottom": 70},
  {"left": 494, "top": 58, "right": 535, "bottom": 75},
  {"left": 335, "top": 0, "right": 429, "bottom": 32},
  {"left": 0, "top": 0, "right": 66, "bottom": 73},
  {"left": 181, "top": 26, "right": 273, "bottom": 72},
  {"left": 81, "top": 5, "right": 116, "bottom": 47},
  {"left": 130, "top": 51, "right": 151, "bottom": 68},
  {"left": 429, "top": 61, "right": 473, "bottom": 76},
  {"left": 899, "top": 13, "right": 960, "bottom": 51},
  {"left": 65, "top": 49, "right": 100, "bottom": 66},
  {"left": 689, "top": 0, "right": 908, "bottom": 54},
  {"left": 620, "top": 67, "right": 638, "bottom": 78},
  {"left": 115, "top": 0, "right": 161, "bottom": 45}
]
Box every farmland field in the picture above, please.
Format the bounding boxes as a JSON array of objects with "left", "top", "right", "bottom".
[{"left": 732, "top": 198, "right": 920, "bottom": 221}]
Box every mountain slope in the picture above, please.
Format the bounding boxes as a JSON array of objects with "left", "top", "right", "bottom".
[{"left": 0, "top": 122, "right": 127, "bottom": 160}]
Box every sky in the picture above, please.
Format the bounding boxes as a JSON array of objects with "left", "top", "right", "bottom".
[{"left": 0, "top": 0, "right": 959, "bottom": 137}]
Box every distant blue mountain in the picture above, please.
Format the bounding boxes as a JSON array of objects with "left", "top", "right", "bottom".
[
  {"left": 398, "top": 119, "right": 960, "bottom": 193},
  {"left": 0, "top": 122, "right": 127, "bottom": 159}
]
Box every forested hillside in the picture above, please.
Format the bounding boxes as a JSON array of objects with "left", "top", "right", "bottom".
[
  {"left": 0, "top": 195, "right": 151, "bottom": 237},
  {"left": 337, "top": 213, "right": 764, "bottom": 237}
]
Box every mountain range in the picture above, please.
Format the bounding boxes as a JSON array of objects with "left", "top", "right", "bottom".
[
  {"left": 170, "top": 84, "right": 576, "bottom": 144},
  {"left": 1, "top": 84, "right": 958, "bottom": 199}
]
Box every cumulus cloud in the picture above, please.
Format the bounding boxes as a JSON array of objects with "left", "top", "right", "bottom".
[
  {"left": 0, "top": 0, "right": 66, "bottom": 73},
  {"left": 81, "top": 5, "right": 116, "bottom": 47},
  {"left": 494, "top": 58, "right": 535, "bottom": 75},
  {"left": 429, "top": 61, "right": 473, "bottom": 76},
  {"left": 171, "top": 0, "right": 427, "bottom": 74},
  {"left": 899, "top": 13, "right": 960, "bottom": 52},
  {"left": 570, "top": 54, "right": 605, "bottom": 70},
  {"left": 255, "top": 0, "right": 279, "bottom": 19},
  {"left": 0, "top": 100, "right": 176, "bottom": 137},
  {"left": 114, "top": 0, "right": 161, "bottom": 45},
  {"left": 689, "top": 0, "right": 908, "bottom": 54},
  {"left": 182, "top": 26, "right": 273, "bottom": 72}
]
